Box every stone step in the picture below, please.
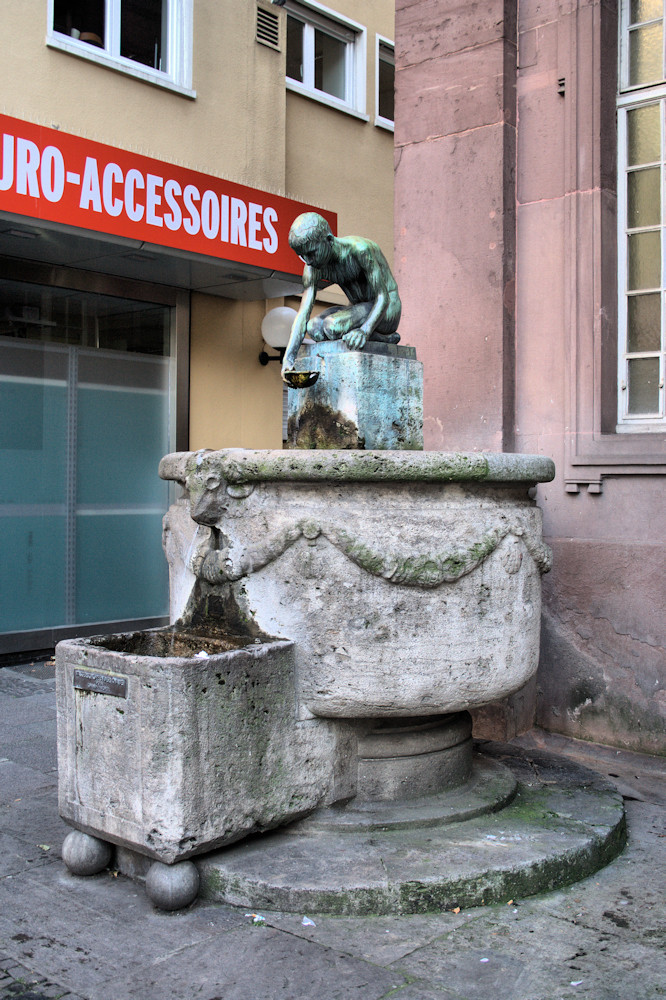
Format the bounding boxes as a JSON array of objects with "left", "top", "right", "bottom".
[{"left": 195, "top": 744, "right": 627, "bottom": 916}]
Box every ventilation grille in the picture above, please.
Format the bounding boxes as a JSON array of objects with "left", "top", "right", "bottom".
[{"left": 256, "top": 5, "right": 281, "bottom": 49}]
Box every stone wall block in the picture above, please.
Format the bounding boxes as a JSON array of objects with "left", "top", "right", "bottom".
[
  {"left": 287, "top": 344, "right": 424, "bottom": 450},
  {"left": 396, "top": 39, "right": 511, "bottom": 148},
  {"left": 517, "top": 21, "right": 564, "bottom": 204},
  {"left": 395, "top": 125, "right": 515, "bottom": 451},
  {"left": 397, "top": 0, "right": 517, "bottom": 68}
]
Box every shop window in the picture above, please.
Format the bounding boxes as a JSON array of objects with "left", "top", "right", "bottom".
[
  {"left": 376, "top": 37, "right": 394, "bottom": 129},
  {"left": 0, "top": 269, "right": 183, "bottom": 653},
  {"left": 617, "top": 0, "right": 666, "bottom": 428},
  {"left": 285, "top": 0, "right": 366, "bottom": 117},
  {"left": 48, "top": 0, "right": 194, "bottom": 96}
]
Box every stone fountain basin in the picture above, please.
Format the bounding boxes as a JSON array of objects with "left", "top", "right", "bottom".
[
  {"left": 56, "top": 628, "right": 349, "bottom": 864},
  {"left": 160, "top": 449, "right": 555, "bottom": 719}
]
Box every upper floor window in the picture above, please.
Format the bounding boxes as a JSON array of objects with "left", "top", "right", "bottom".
[
  {"left": 47, "top": 0, "right": 194, "bottom": 96},
  {"left": 376, "top": 37, "right": 394, "bottom": 129},
  {"left": 617, "top": 0, "right": 666, "bottom": 428},
  {"left": 285, "top": 0, "right": 366, "bottom": 117}
]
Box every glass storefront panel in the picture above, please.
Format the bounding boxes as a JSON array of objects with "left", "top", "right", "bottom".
[
  {"left": 0, "top": 278, "right": 173, "bottom": 643},
  {"left": 76, "top": 512, "right": 168, "bottom": 622}
]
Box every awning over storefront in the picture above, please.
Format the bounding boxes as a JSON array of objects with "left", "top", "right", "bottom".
[{"left": 0, "top": 114, "right": 336, "bottom": 299}]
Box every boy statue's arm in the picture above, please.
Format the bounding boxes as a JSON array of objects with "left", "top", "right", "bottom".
[{"left": 282, "top": 267, "right": 317, "bottom": 379}]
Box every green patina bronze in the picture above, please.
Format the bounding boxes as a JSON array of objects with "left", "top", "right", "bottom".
[{"left": 282, "top": 212, "right": 402, "bottom": 380}]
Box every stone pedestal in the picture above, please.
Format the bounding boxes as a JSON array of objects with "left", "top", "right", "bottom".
[
  {"left": 356, "top": 713, "right": 472, "bottom": 801},
  {"left": 287, "top": 342, "right": 423, "bottom": 449}
]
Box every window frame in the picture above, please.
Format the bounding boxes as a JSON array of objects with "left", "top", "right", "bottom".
[
  {"left": 46, "top": 0, "right": 195, "bottom": 98},
  {"left": 616, "top": 93, "right": 666, "bottom": 430},
  {"left": 284, "top": 0, "right": 367, "bottom": 120},
  {"left": 555, "top": 0, "right": 666, "bottom": 492},
  {"left": 619, "top": 0, "right": 665, "bottom": 93},
  {"left": 616, "top": 1, "right": 666, "bottom": 430},
  {"left": 375, "top": 35, "right": 395, "bottom": 131}
]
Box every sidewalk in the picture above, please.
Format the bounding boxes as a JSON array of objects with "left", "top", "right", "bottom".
[{"left": 0, "top": 660, "right": 664, "bottom": 1000}]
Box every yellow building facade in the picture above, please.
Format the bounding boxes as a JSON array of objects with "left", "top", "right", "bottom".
[{"left": 0, "top": 0, "right": 395, "bottom": 656}]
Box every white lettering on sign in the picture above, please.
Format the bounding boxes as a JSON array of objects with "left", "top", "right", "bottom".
[
  {"left": 102, "top": 163, "right": 123, "bottom": 217},
  {"left": 80, "top": 157, "right": 102, "bottom": 212},
  {"left": 41, "top": 147, "right": 65, "bottom": 203},
  {"left": 164, "top": 178, "right": 182, "bottom": 231},
  {"left": 0, "top": 134, "right": 14, "bottom": 191},
  {"left": 0, "top": 131, "right": 281, "bottom": 254},
  {"left": 16, "top": 138, "right": 40, "bottom": 197},
  {"left": 146, "top": 174, "right": 163, "bottom": 228}
]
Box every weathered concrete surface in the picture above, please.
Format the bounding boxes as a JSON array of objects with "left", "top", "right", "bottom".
[
  {"left": 196, "top": 743, "right": 626, "bottom": 916},
  {"left": 56, "top": 635, "right": 352, "bottom": 863},
  {"left": 2, "top": 662, "right": 665, "bottom": 1000},
  {"left": 287, "top": 342, "right": 424, "bottom": 450},
  {"left": 160, "top": 448, "right": 554, "bottom": 719}
]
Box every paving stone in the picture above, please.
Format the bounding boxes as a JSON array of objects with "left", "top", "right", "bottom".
[
  {"left": 262, "top": 910, "right": 480, "bottom": 965},
  {"left": 390, "top": 899, "right": 666, "bottom": 1000},
  {"left": 0, "top": 728, "right": 58, "bottom": 775},
  {"left": 82, "top": 926, "right": 405, "bottom": 1000},
  {"left": 0, "top": 673, "right": 55, "bottom": 699},
  {"left": 378, "top": 985, "right": 463, "bottom": 1000},
  {"left": 0, "top": 693, "right": 55, "bottom": 722},
  {"left": 0, "top": 764, "right": 57, "bottom": 808},
  {"left": 0, "top": 790, "right": 67, "bottom": 857},
  {"left": 7, "top": 663, "right": 56, "bottom": 683}
]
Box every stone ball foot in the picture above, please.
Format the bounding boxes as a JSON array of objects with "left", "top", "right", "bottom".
[
  {"left": 62, "top": 830, "right": 112, "bottom": 876},
  {"left": 146, "top": 860, "right": 200, "bottom": 911},
  {"left": 195, "top": 744, "right": 627, "bottom": 916}
]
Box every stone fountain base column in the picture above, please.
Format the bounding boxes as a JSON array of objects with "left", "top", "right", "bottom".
[{"left": 355, "top": 713, "right": 474, "bottom": 800}]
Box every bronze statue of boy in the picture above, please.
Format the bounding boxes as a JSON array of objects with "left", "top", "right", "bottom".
[{"left": 282, "top": 212, "right": 401, "bottom": 382}]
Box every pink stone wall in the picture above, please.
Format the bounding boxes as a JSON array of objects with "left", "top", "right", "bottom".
[
  {"left": 395, "top": 0, "right": 517, "bottom": 453},
  {"left": 395, "top": 0, "right": 666, "bottom": 753}
]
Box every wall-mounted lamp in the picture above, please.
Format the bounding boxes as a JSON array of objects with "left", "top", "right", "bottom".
[{"left": 259, "top": 306, "right": 297, "bottom": 365}]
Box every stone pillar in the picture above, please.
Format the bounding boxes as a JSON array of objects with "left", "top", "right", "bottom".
[{"left": 394, "top": 0, "right": 517, "bottom": 453}]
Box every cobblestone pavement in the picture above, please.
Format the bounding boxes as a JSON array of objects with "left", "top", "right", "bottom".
[
  {"left": 0, "top": 661, "right": 664, "bottom": 1000},
  {"left": 0, "top": 952, "right": 86, "bottom": 1000}
]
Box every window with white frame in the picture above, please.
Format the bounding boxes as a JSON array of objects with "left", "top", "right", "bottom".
[
  {"left": 48, "top": 0, "right": 194, "bottom": 96},
  {"left": 618, "top": 0, "right": 666, "bottom": 427},
  {"left": 376, "top": 37, "right": 394, "bottom": 128},
  {"left": 285, "top": 0, "right": 366, "bottom": 116}
]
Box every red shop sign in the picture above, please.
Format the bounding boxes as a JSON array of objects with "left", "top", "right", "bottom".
[{"left": 0, "top": 114, "right": 336, "bottom": 274}]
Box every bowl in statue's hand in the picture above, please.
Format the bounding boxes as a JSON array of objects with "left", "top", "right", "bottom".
[{"left": 283, "top": 370, "right": 319, "bottom": 388}]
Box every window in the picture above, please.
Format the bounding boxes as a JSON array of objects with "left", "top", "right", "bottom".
[
  {"left": 0, "top": 261, "right": 186, "bottom": 654},
  {"left": 285, "top": 0, "right": 366, "bottom": 117},
  {"left": 618, "top": 0, "right": 666, "bottom": 428},
  {"left": 376, "top": 37, "right": 394, "bottom": 129},
  {"left": 47, "top": 0, "right": 194, "bottom": 96}
]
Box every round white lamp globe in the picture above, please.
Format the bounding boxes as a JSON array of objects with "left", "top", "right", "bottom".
[{"left": 261, "top": 307, "right": 297, "bottom": 349}]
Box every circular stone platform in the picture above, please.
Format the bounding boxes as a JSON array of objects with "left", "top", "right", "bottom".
[{"left": 195, "top": 743, "right": 627, "bottom": 916}]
